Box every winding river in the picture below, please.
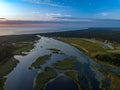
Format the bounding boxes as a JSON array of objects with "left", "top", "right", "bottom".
[{"left": 5, "top": 36, "right": 120, "bottom": 90}]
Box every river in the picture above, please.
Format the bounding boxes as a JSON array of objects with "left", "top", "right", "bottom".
[{"left": 5, "top": 36, "right": 120, "bottom": 90}]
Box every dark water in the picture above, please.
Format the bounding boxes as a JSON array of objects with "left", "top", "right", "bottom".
[
  {"left": 45, "top": 76, "right": 79, "bottom": 90},
  {"left": 5, "top": 36, "right": 120, "bottom": 90}
]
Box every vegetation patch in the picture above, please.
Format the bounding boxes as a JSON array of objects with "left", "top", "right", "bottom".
[
  {"left": 13, "top": 42, "right": 34, "bottom": 55},
  {"left": 34, "top": 67, "right": 57, "bottom": 90},
  {"left": 48, "top": 48, "right": 60, "bottom": 53},
  {"left": 53, "top": 58, "right": 76, "bottom": 70},
  {"left": 0, "top": 78, "right": 6, "bottom": 90},
  {"left": 30, "top": 54, "right": 52, "bottom": 69},
  {"left": 109, "top": 72, "right": 120, "bottom": 90},
  {"left": 0, "top": 58, "right": 19, "bottom": 78},
  {"left": 47, "top": 48, "right": 63, "bottom": 54},
  {"left": 0, "top": 44, "right": 14, "bottom": 63},
  {"left": 95, "top": 53, "right": 120, "bottom": 67},
  {"left": 0, "top": 34, "right": 39, "bottom": 63},
  {"left": 58, "top": 38, "right": 105, "bottom": 55}
]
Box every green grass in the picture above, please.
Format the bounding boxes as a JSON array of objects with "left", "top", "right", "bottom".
[
  {"left": 58, "top": 38, "right": 105, "bottom": 55},
  {"left": 30, "top": 54, "right": 52, "bottom": 69},
  {"left": 14, "top": 42, "right": 34, "bottom": 55},
  {"left": 0, "top": 58, "right": 19, "bottom": 77},
  {"left": 53, "top": 58, "right": 76, "bottom": 70},
  {"left": 65, "top": 70, "right": 82, "bottom": 90},
  {"left": 34, "top": 67, "right": 57, "bottom": 90}
]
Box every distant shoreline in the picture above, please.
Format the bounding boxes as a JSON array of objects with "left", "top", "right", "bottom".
[{"left": 0, "top": 28, "right": 120, "bottom": 43}]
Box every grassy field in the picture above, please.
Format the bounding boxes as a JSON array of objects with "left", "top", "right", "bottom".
[
  {"left": 0, "top": 58, "right": 19, "bottom": 77},
  {"left": 58, "top": 38, "right": 120, "bottom": 68},
  {"left": 58, "top": 38, "right": 106, "bottom": 55},
  {"left": 34, "top": 67, "right": 57, "bottom": 90},
  {"left": 53, "top": 58, "right": 76, "bottom": 70},
  {"left": 30, "top": 54, "right": 52, "bottom": 69},
  {"left": 13, "top": 42, "right": 35, "bottom": 55}
]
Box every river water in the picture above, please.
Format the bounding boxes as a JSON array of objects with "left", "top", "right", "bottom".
[{"left": 5, "top": 36, "right": 120, "bottom": 90}]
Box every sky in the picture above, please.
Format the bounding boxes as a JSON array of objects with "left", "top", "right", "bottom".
[
  {"left": 0, "top": 0, "right": 120, "bottom": 20},
  {"left": 0, "top": 0, "right": 120, "bottom": 35}
]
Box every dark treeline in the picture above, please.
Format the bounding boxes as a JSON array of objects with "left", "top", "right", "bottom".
[
  {"left": 39, "top": 28, "right": 120, "bottom": 43},
  {"left": 0, "top": 34, "right": 38, "bottom": 44},
  {"left": 95, "top": 54, "right": 120, "bottom": 67},
  {"left": 0, "top": 44, "right": 14, "bottom": 63}
]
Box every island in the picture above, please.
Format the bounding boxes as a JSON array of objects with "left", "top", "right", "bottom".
[
  {"left": 30, "top": 54, "right": 52, "bottom": 69},
  {"left": 53, "top": 58, "right": 76, "bottom": 70},
  {"left": 34, "top": 67, "right": 57, "bottom": 90}
]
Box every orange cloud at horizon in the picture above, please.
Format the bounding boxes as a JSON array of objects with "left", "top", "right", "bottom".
[{"left": 0, "top": 23, "right": 61, "bottom": 27}]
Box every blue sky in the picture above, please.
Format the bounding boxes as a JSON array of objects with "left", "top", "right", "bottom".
[
  {"left": 0, "top": 0, "right": 120, "bottom": 20},
  {"left": 0, "top": 0, "right": 120, "bottom": 35}
]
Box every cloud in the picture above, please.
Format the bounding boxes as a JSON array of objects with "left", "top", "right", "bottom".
[
  {"left": 100, "top": 12, "right": 109, "bottom": 16},
  {"left": 24, "top": 0, "right": 66, "bottom": 8},
  {"left": 32, "top": 11, "right": 41, "bottom": 14},
  {"left": 95, "top": 10, "right": 120, "bottom": 19},
  {"left": 53, "top": 17, "right": 93, "bottom": 22},
  {"left": 0, "top": 18, "right": 7, "bottom": 21},
  {"left": 43, "top": 13, "right": 73, "bottom": 21},
  {"left": 0, "top": 18, "right": 6, "bottom": 20},
  {"left": 0, "top": 20, "right": 62, "bottom": 28},
  {"left": 0, "top": 18, "right": 120, "bottom": 28},
  {"left": 64, "top": 15, "right": 72, "bottom": 17},
  {"left": 45, "top": 13, "right": 72, "bottom": 18},
  {"left": 46, "top": 13, "right": 62, "bottom": 17}
]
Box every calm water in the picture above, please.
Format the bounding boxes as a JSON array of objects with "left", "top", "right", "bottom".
[
  {"left": 45, "top": 76, "right": 79, "bottom": 90},
  {"left": 0, "top": 27, "right": 87, "bottom": 36},
  {"left": 5, "top": 36, "right": 120, "bottom": 90}
]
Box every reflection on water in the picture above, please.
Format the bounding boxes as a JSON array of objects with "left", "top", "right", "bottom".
[{"left": 5, "top": 36, "right": 120, "bottom": 90}]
